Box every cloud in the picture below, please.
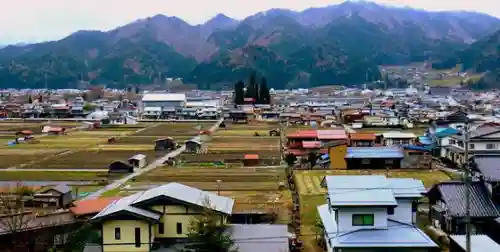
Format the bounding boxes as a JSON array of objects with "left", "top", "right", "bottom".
[{"left": 0, "top": 0, "right": 498, "bottom": 44}]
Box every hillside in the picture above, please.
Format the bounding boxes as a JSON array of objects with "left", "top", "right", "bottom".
[{"left": 1, "top": 1, "right": 500, "bottom": 89}]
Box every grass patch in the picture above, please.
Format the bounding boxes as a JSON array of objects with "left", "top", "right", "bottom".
[{"left": 100, "top": 187, "right": 123, "bottom": 197}]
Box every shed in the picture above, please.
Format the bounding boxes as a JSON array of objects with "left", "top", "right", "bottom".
[
  {"left": 154, "top": 137, "right": 176, "bottom": 151},
  {"left": 108, "top": 161, "right": 133, "bottom": 174},
  {"left": 35, "top": 184, "right": 73, "bottom": 208},
  {"left": 345, "top": 147, "right": 404, "bottom": 170},
  {"left": 243, "top": 154, "right": 260, "bottom": 166},
  {"left": 128, "top": 154, "right": 147, "bottom": 169},
  {"left": 185, "top": 138, "right": 202, "bottom": 153}
]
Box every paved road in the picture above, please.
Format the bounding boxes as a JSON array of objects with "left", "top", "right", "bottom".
[{"left": 84, "top": 118, "right": 223, "bottom": 200}]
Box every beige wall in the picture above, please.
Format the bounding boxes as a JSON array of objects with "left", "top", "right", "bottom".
[
  {"left": 102, "top": 220, "right": 151, "bottom": 252},
  {"left": 151, "top": 205, "right": 226, "bottom": 238}
]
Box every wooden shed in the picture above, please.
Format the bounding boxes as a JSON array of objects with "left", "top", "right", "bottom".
[
  {"left": 108, "top": 161, "right": 133, "bottom": 174},
  {"left": 154, "top": 137, "right": 176, "bottom": 151},
  {"left": 243, "top": 154, "right": 260, "bottom": 166},
  {"left": 185, "top": 139, "right": 202, "bottom": 153},
  {"left": 128, "top": 154, "right": 147, "bottom": 169}
]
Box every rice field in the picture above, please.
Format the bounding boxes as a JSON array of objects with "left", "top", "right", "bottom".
[{"left": 133, "top": 123, "right": 210, "bottom": 136}]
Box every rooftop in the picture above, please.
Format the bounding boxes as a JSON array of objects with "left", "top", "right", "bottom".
[
  {"left": 345, "top": 147, "right": 404, "bottom": 159},
  {"left": 142, "top": 93, "right": 186, "bottom": 102},
  {"left": 450, "top": 235, "right": 500, "bottom": 252}
]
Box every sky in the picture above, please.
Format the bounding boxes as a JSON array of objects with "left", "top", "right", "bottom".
[{"left": 0, "top": 0, "right": 498, "bottom": 44}]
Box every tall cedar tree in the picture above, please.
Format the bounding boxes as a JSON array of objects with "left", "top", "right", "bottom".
[
  {"left": 259, "top": 77, "right": 271, "bottom": 104},
  {"left": 181, "top": 199, "right": 238, "bottom": 252},
  {"left": 245, "top": 71, "right": 258, "bottom": 102},
  {"left": 234, "top": 80, "right": 245, "bottom": 105},
  {"left": 28, "top": 96, "right": 32, "bottom": 104}
]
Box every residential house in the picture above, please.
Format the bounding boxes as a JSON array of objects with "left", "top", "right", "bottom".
[
  {"left": 32, "top": 184, "right": 73, "bottom": 208},
  {"left": 442, "top": 126, "right": 500, "bottom": 165},
  {"left": 427, "top": 181, "right": 500, "bottom": 234},
  {"left": 318, "top": 175, "right": 438, "bottom": 252},
  {"left": 381, "top": 131, "right": 416, "bottom": 146},
  {"left": 91, "top": 183, "right": 234, "bottom": 252},
  {"left": 344, "top": 147, "right": 404, "bottom": 170},
  {"left": 141, "top": 93, "right": 186, "bottom": 119},
  {"left": 349, "top": 133, "right": 376, "bottom": 147}
]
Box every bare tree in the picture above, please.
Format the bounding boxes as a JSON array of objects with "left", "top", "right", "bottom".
[{"left": 0, "top": 183, "right": 36, "bottom": 251}]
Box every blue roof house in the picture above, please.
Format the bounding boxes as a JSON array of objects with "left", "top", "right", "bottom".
[{"left": 318, "top": 175, "right": 438, "bottom": 252}]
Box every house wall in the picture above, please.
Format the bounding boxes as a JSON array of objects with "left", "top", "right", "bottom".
[
  {"left": 142, "top": 100, "right": 185, "bottom": 109},
  {"left": 329, "top": 145, "right": 347, "bottom": 170},
  {"left": 151, "top": 205, "right": 226, "bottom": 239},
  {"left": 102, "top": 220, "right": 151, "bottom": 252},
  {"left": 384, "top": 138, "right": 414, "bottom": 146},
  {"left": 336, "top": 207, "right": 387, "bottom": 232},
  {"left": 390, "top": 199, "right": 414, "bottom": 224}
]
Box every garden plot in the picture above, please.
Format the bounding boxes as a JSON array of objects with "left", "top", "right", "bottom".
[
  {"left": 133, "top": 123, "right": 208, "bottom": 137},
  {"left": 0, "top": 149, "right": 67, "bottom": 169},
  {"left": 24, "top": 149, "right": 161, "bottom": 169}
]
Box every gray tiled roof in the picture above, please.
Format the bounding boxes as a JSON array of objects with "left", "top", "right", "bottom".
[
  {"left": 437, "top": 182, "right": 500, "bottom": 217},
  {"left": 473, "top": 155, "right": 500, "bottom": 181},
  {"left": 92, "top": 193, "right": 161, "bottom": 221}
]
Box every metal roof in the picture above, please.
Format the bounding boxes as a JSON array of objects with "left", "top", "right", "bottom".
[
  {"left": 382, "top": 131, "right": 416, "bottom": 139},
  {"left": 318, "top": 204, "right": 436, "bottom": 248},
  {"left": 227, "top": 224, "right": 290, "bottom": 252},
  {"left": 142, "top": 93, "right": 186, "bottom": 102},
  {"left": 345, "top": 147, "right": 404, "bottom": 159},
  {"left": 388, "top": 178, "right": 426, "bottom": 198},
  {"left": 331, "top": 220, "right": 437, "bottom": 248},
  {"left": 450, "top": 235, "right": 500, "bottom": 251},
  {"left": 92, "top": 193, "right": 161, "bottom": 222},
  {"left": 324, "top": 176, "right": 397, "bottom": 207},
  {"left": 133, "top": 183, "right": 234, "bottom": 214},
  {"left": 433, "top": 181, "right": 500, "bottom": 217},
  {"left": 473, "top": 155, "right": 500, "bottom": 181},
  {"left": 317, "top": 129, "right": 348, "bottom": 140}
]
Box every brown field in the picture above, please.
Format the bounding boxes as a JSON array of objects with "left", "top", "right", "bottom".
[
  {"left": 23, "top": 149, "right": 162, "bottom": 169},
  {"left": 133, "top": 123, "right": 209, "bottom": 136}
]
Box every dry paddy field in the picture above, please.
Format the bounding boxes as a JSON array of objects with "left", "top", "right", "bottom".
[{"left": 134, "top": 167, "right": 291, "bottom": 223}]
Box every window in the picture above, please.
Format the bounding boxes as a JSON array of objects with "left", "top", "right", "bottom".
[
  {"left": 387, "top": 207, "right": 394, "bottom": 215},
  {"left": 352, "top": 214, "right": 374, "bottom": 226},
  {"left": 159, "top": 222, "right": 164, "bottom": 234},
  {"left": 176, "top": 223, "right": 183, "bottom": 234},
  {"left": 362, "top": 159, "right": 370, "bottom": 165},
  {"left": 458, "top": 141, "right": 464, "bottom": 147},
  {"left": 449, "top": 139, "right": 456, "bottom": 145},
  {"left": 385, "top": 159, "right": 394, "bottom": 165},
  {"left": 487, "top": 144, "right": 497, "bottom": 150},
  {"left": 469, "top": 144, "right": 475, "bottom": 149},
  {"left": 412, "top": 201, "right": 418, "bottom": 213},
  {"left": 114, "top": 228, "right": 121, "bottom": 240}
]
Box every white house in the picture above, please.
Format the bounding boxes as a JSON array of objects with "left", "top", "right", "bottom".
[
  {"left": 318, "top": 175, "right": 437, "bottom": 252},
  {"left": 443, "top": 126, "right": 500, "bottom": 165},
  {"left": 141, "top": 93, "right": 186, "bottom": 118},
  {"left": 382, "top": 131, "right": 416, "bottom": 146}
]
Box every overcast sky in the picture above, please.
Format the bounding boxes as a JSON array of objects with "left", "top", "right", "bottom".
[{"left": 0, "top": 0, "right": 499, "bottom": 44}]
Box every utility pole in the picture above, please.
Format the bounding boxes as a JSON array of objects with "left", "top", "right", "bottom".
[{"left": 464, "top": 121, "right": 471, "bottom": 252}]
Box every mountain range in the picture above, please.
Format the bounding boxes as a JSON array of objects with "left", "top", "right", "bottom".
[{"left": 1, "top": 1, "right": 500, "bottom": 89}]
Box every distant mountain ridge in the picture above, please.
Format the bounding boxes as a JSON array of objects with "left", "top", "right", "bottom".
[{"left": 1, "top": 1, "right": 500, "bottom": 89}]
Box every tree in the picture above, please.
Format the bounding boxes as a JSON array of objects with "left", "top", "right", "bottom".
[
  {"left": 285, "top": 153, "right": 297, "bottom": 167},
  {"left": 0, "top": 183, "right": 37, "bottom": 251},
  {"left": 259, "top": 77, "right": 271, "bottom": 104},
  {"left": 28, "top": 96, "right": 32, "bottom": 104},
  {"left": 245, "top": 71, "right": 258, "bottom": 102},
  {"left": 234, "top": 80, "right": 244, "bottom": 105},
  {"left": 181, "top": 198, "right": 237, "bottom": 252},
  {"left": 38, "top": 95, "right": 43, "bottom": 103},
  {"left": 308, "top": 152, "right": 318, "bottom": 169}
]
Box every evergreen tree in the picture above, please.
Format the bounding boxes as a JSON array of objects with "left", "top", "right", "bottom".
[
  {"left": 245, "top": 71, "right": 258, "bottom": 103},
  {"left": 259, "top": 77, "right": 271, "bottom": 104},
  {"left": 38, "top": 95, "right": 43, "bottom": 103},
  {"left": 28, "top": 96, "right": 32, "bottom": 104},
  {"left": 181, "top": 199, "right": 237, "bottom": 252},
  {"left": 234, "top": 80, "right": 244, "bottom": 105}
]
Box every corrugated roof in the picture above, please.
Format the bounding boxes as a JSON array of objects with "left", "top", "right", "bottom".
[
  {"left": 244, "top": 154, "right": 259, "bottom": 160},
  {"left": 382, "top": 131, "right": 416, "bottom": 139},
  {"left": 349, "top": 133, "right": 376, "bottom": 141},
  {"left": 450, "top": 235, "right": 500, "bottom": 251},
  {"left": 227, "top": 224, "right": 290, "bottom": 252},
  {"left": 345, "top": 147, "right": 404, "bottom": 159},
  {"left": 142, "top": 93, "right": 186, "bottom": 102},
  {"left": 302, "top": 141, "right": 322, "bottom": 149},
  {"left": 286, "top": 130, "right": 317, "bottom": 138},
  {"left": 435, "top": 181, "right": 500, "bottom": 217}
]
